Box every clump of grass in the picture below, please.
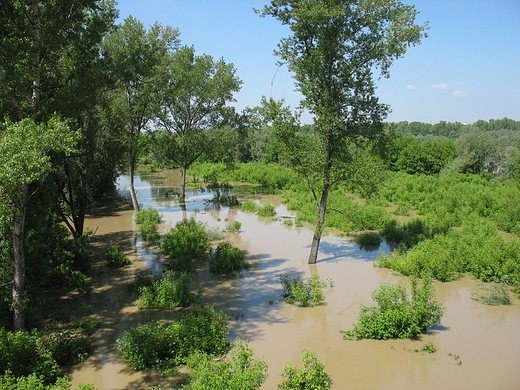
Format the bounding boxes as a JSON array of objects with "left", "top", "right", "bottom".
[
  {"left": 226, "top": 221, "right": 242, "bottom": 233},
  {"left": 257, "top": 204, "right": 276, "bottom": 217},
  {"left": 104, "top": 245, "right": 131, "bottom": 267},
  {"left": 240, "top": 199, "right": 258, "bottom": 212},
  {"left": 472, "top": 281, "right": 513, "bottom": 305}
]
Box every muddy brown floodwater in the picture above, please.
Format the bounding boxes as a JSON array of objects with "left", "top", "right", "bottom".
[{"left": 67, "top": 169, "right": 520, "bottom": 390}]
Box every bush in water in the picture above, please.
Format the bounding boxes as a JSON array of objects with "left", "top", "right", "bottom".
[
  {"left": 161, "top": 217, "right": 210, "bottom": 271},
  {"left": 117, "top": 306, "right": 229, "bottom": 370},
  {"left": 104, "top": 245, "right": 131, "bottom": 268},
  {"left": 184, "top": 339, "right": 267, "bottom": 390},
  {"left": 135, "top": 207, "right": 162, "bottom": 240},
  {"left": 342, "top": 275, "right": 445, "bottom": 340},
  {"left": 137, "top": 271, "right": 195, "bottom": 309},
  {"left": 209, "top": 242, "right": 249, "bottom": 274},
  {"left": 279, "top": 349, "right": 331, "bottom": 390},
  {"left": 280, "top": 274, "right": 327, "bottom": 307}
]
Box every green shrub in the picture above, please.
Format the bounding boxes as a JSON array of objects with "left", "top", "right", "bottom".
[
  {"left": 184, "top": 340, "right": 267, "bottom": 390},
  {"left": 137, "top": 271, "right": 194, "bottom": 309},
  {"left": 38, "top": 329, "right": 91, "bottom": 366},
  {"left": 280, "top": 274, "right": 327, "bottom": 307},
  {"left": 135, "top": 207, "right": 162, "bottom": 240},
  {"left": 278, "top": 350, "right": 331, "bottom": 390},
  {"left": 240, "top": 199, "right": 258, "bottom": 212},
  {"left": 104, "top": 245, "right": 131, "bottom": 268},
  {"left": 0, "top": 374, "right": 74, "bottom": 390},
  {"left": 257, "top": 204, "right": 277, "bottom": 217},
  {"left": 161, "top": 217, "right": 210, "bottom": 271},
  {"left": 226, "top": 221, "right": 242, "bottom": 233},
  {"left": 0, "top": 329, "right": 60, "bottom": 384},
  {"left": 118, "top": 306, "right": 229, "bottom": 370},
  {"left": 354, "top": 232, "right": 382, "bottom": 247},
  {"left": 342, "top": 275, "right": 445, "bottom": 340},
  {"left": 209, "top": 242, "right": 249, "bottom": 274},
  {"left": 472, "top": 281, "right": 513, "bottom": 305}
]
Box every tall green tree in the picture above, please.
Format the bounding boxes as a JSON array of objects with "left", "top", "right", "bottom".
[
  {"left": 0, "top": 116, "right": 78, "bottom": 331},
  {"left": 156, "top": 46, "right": 242, "bottom": 200},
  {"left": 101, "top": 16, "right": 180, "bottom": 210},
  {"left": 258, "top": 0, "right": 428, "bottom": 263}
]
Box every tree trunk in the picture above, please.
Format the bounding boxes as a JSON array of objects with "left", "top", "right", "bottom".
[
  {"left": 308, "top": 184, "right": 330, "bottom": 264},
  {"left": 129, "top": 159, "right": 140, "bottom": 211},
  {"left": 12, "top": 186, "right": 28, "bottom": 331},
  {"left": 180, "top": 163, "right": 187, "bottom": 202}
]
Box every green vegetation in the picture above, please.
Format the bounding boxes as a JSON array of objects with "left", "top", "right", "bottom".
[
  {"left": 240, "top": 199, "right": 259, "bottom": 212},
  {"left": 161, "top": 217, "right": 211, "bottom": 271},
  {"left": 104, "top": 246, "right": 131, "bottom": 268},
  {"left": 117, "top": 306, "right": 229, "bottom": 370},
  {"left": 184, "top": 340, "right": 267, "bottom": 390},
  {"left": 226, "top": 221, "right": 242, "bottom": 233},
  {"left": 410, "top": 341, "right": 437, "bottom": 354},
  {"left": 134, "top": 207, "right": 163, "bottom": 240},
  {"left": 279, "top": 350, "right": 331, "bottom": 390},
  {"left": 280, "top": 274, "right": 328, "bottom": 307},
  {"left": 256, "top": 203, "right": 277, "bottom": 217},
  {"left": 136, "top": 271, "right": 196, "bottom": 309},
  {"left": 342, "top": 275, "right": 445, "bottom": 340},
  {"left": 472, "top": 281, "right": 513, "bottom": 305},
  {"left": 354, "top": 232, "right": 382, "bottom": 247},
  {"left": 209, "top": 242, "right": 249, "bottom": 275}
]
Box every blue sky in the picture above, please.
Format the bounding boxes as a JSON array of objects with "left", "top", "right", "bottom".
[{"left": 115, "top": 0, "right": 520, "bottom": 125}]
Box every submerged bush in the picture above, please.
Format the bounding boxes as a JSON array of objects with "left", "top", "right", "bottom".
[
  {"left": 472, "top": 281, "right": 513, "bottom": 305},
  {"left": 279, "top": 349, "right": 331, "bottom": 390},
  {"left": 209, "top": 242, "right": 249, "bottom": 274},
  {"left": 135, "top": 207, "right": 162, "bottom": 240},
  {"left": 342, "top": 275, "right": 445, "bottom": 340},
  {"left": 257, "top": 203, "right": 277, "bottom": 217},
  {"left": 280, "top": 274, "right": 327, "bottom": 307},
  {"left": 162, "top": 217, "right": 210, "bottom": 271},
  {"left": 240, "top": 199, "right": 258, "bottom": 212},
  {"left": 118, "top": 306, "right": 229, "bottom": 370},
  {"left": 104, "top": 245, "right": 131, "bottom": 268},
  {"left": 137, "top": 271, "right": 195, "bottom": 309},
  {"left": 184, "top": 340, "right": 267, "bottom": 390},
  {"left": 354, "top": 232, "right": 382, "bottom": 247}
]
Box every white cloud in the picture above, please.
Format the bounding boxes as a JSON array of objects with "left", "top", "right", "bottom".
[
  {"left": 453, "top": 90, "right": 468, "bottom": 98},
  {"left": 431, "top": 83, "right": 448, "bottom": 89},
  {"left": 455, "top": 81, "right": 464, "bottom": 86},
  {"left": 406, "top": 84, "right": 416, "bottom": 89}
]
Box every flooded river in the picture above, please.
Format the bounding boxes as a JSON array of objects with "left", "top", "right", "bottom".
[{"left": 68, "top": 169, "right": 520, "bottom": 390}]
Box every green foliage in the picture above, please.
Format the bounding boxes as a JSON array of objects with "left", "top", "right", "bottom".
[
  {"left": 240, "top": 199, "right": 258, "bottom": 212},
  {"left": 376, "top": 219, "right": 520, "bottom": 289},
  {"left": 410, "top": 341, "right": 437, "bottom": 354},
  {"left": 137, "top": 271, "right": 194, "bottom": 309},
  {"left": 135, "top": 207, "right": 163, "bottom": 240},
  {"left": 184, "top": 340, "right": 267, "bottom": 390},
  {"left": 280, "top": 274, "right": 327, "bottom": 307},
  {"left": 354, "top": 232, "right": 382, "bottom": 247},
  {"left": 104, "top": 245, "right": 132, "bottom": 268},
  {"left": 229, "top": 162, "right": 300, "bottom": 190},
  {"left": 226, "top": 221, "right": 242, "bottom": 233},
  {"left": 342, "top": 275, "right": 445, "bottom": 340},
  {"left": 278, "top": 350, "right": 331, "bottom": 390},
  {"left": 472, "top": 281, "right": 513, "bottom": 305},
  {"left": 380, "top": 218, "right": 444, "bottom": 249},
  {"left": 118, "top": 306, "right": 230, "bottom": 370},
  {"left": 38, "top": 329, "right": 91, "bottom": 366},
  {"left": 161, "top": 217, "right": 210, "bottom": 271},
  {"left": 257, "top": 204, "right": 277, "bottom": 217},
  {"left": 0, "top": 374, "right": 73, "bottom": 390},
  {"left": 209, "top": 242, "right": 249, "bottom": 274}
]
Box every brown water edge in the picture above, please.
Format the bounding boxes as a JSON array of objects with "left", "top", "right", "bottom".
[{"left": 67, "top": 169, "right": 520, "bottom": 390}]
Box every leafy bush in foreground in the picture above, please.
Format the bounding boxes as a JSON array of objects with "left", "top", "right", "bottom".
[
  {"left": 137, "top": 271, "right": 195, "bottom": 309},
  {"left": 117, "top": 306, "right": 229, "bottom": 370},
  {"left": 161, "top": 217, "right": 210, "bottom": 271},
  {"left": 342, "top": 275, "right": 445, "bottom": 340},
  {"left": 279, "top": 350, "right": 331, "bottom": 390},
  {"left": 280, "top": 274, "right": 327, "bottom": 307},
  {"left": 184, "top": 340, "right": 268, "bottom": 390},
  {"left": 209, "top": 242, "right": 249, "bottom": 274}
]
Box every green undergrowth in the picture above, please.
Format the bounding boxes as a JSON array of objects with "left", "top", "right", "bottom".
[{"left": 376, "top": 219, "right": 520, "bottom": 291}]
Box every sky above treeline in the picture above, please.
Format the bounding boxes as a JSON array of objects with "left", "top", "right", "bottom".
[{"left": 115, "top": 0, "right": 520, "bottom": 125}]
